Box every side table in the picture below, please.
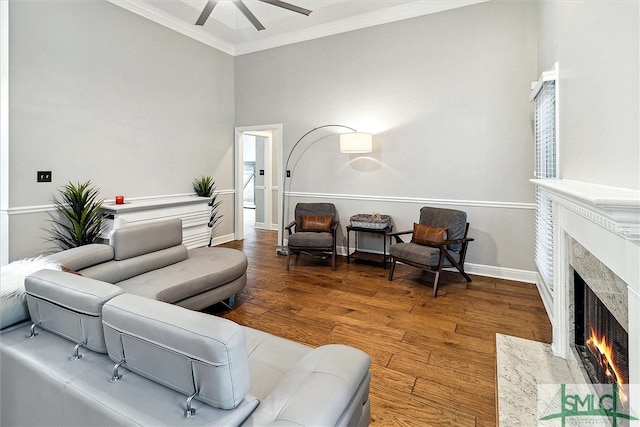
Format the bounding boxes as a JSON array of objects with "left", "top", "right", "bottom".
[{"left": 346, "top": 225, "right": 393, "bottom": 268}]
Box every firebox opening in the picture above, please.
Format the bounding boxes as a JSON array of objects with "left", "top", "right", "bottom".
[{"left": 574, "top": 271, "right": 629, "bottom": 405}]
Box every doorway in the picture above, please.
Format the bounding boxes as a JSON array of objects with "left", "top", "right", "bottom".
[{"left": 234, "top": 125, "right": 282, "bottom": 242}]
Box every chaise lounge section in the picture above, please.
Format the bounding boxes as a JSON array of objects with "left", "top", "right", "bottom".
[{"left": 46, "top": 217, "right": 247, "bottom": 311}]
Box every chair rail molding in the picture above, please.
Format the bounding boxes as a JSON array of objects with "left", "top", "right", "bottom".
[{"left": 286, "top": 191, "right": 535, "bottom": 211}]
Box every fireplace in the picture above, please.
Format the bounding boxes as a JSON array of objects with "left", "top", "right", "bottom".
[
  {"left": 574, "top": 271, "right": 629, "bottom": 405},
  {"left": 532, "top": 179, "right": 638, "bottom": 412},
  {"left": 496, "top": 179, "right": 639, "bottom": 425}
]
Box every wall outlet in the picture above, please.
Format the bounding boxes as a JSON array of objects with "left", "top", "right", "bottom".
[{"left": 37, "top": 171, "right": 52, "bottom": 182}]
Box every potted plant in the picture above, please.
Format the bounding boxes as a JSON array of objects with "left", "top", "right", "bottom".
[
  {"left": 193, "top": 176, "right": 215, "bottom": 197},
  {"left": 47, "top": 180, "right": 105, "bottom": 250},
  {"left": 193, "top": 176, "right": 224, "bottom": 246}
]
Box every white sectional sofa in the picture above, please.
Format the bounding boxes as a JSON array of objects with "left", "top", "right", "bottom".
[{"left": 0, "top": 269, "right": 372, "bottom": 426}]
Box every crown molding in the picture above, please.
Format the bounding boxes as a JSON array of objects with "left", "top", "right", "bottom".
[
  {"left": 108, "top": 0, "right": 487, "bottom": 56},
  {"left": 108, "top": 0, "right": 236, "bottom": 55},
  {"left": 235, "top": 0, "right": 487, "bottom": 55}
]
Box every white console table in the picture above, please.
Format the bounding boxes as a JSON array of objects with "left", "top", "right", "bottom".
[{"left": 100, "top": 195, "right": 211, "bottom": 249}]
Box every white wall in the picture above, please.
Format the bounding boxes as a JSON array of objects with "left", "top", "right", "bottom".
[
  {"left": 6, "top": 0, "right": 236, "bottom": 259},
  {"left": 235, "top": 1, "right": 539, "bottom": 274},
  {"left": 538, "top": 1, "right": 639, "bottom": 190}
]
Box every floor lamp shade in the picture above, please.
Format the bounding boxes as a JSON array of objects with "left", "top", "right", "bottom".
[{"left": 340, "top": 132, "right": 373, "bottom": 153}]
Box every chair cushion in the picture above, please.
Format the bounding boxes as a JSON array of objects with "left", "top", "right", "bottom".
[
  {"left": 288, "top": 232, "right": 334, "bottom": 249},
  {"left": 300, "top": 215, "right": 333, "bottom": 232},
  {"left": 294, "top": 203, "right": 338, "bottom": 231},
  {"left": 419, "top": 207, "right": 467, "bottom": 251},
  {"left": 411, "top": 223, "right": 448, "bottom": 245},
  {"left": 390, "top": 243, "right": 459, "bottom": 268}
]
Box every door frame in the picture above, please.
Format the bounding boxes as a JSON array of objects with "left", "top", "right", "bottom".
[{"left": 234, "top": 124, "right": 282, "bottom": 241}]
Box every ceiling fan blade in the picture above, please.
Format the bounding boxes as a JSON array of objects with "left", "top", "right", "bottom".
[
  {"left": 259, "top": 0, "right": 312, "bottom": 16},
  {"left": 234, "top": 1, "right": 266, "bottom": 31},
  {"left": 195, "top": 1, "right": 218, "bottom": 26}
]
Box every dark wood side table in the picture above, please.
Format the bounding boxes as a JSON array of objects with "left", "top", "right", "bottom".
[{"left": 346, "top": 225, "right": 393, "bottom": 268}]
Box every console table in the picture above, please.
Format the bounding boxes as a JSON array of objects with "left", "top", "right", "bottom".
[
  {"left": 346, "top": 225, "right": 392, "bottom": 268},
  {"left": 99, "top": 195, "right": 211, "bottom": 249}
]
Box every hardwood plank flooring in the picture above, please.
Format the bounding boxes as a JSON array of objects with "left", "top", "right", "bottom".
[{"left": 210, "top": 224, "right": 552, "bottom": 426}]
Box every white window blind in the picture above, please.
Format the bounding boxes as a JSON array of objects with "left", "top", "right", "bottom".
[{"left": 532, "top": 79, "right": 556, "bottom": 292}]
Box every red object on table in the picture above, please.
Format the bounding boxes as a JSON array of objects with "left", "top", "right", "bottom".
[{"left": 115, "top": 196, "right": 124, "bottom": 204}]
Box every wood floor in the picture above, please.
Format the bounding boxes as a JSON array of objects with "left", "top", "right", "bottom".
[{"left": 212, "top": 224, "right": 552, "bottom": 426}]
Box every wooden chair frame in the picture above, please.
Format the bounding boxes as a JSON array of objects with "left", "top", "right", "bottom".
[{"left": 388, "top": 223, "right": 474, "bottom": 297}]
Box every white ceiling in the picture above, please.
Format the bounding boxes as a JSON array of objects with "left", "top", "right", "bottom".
[{"left": 109, "top": 0, "right": 487, "bottom": 56}]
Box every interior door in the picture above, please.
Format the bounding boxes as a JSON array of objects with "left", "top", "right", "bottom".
[{"left": 243, "top": 134, "right": 270, "bottom": 230}]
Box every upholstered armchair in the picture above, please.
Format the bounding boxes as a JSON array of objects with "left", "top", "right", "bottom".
[
  {"left": 285, "top": 203, "right": 339, "bottom": 270},
  {"left": 388, "top": 207, "right": 473, "bottom": 296}
]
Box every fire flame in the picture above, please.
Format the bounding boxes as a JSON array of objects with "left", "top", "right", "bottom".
[{"left": 586, "top": 326, "right": 628, "bottom": 404}]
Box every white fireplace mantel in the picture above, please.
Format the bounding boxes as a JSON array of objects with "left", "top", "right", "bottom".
[
  {"left": 498, "top": 179, "right": 640, "bottom": 425},
  {"left": 532, "top": 178, "right": 640, "bottom": 387},
  {"left": 531, "top": 179, "right": 640, "bottom": 240}
]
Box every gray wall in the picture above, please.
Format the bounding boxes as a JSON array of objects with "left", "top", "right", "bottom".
[
  {"left": 7, "top": 0, "right": 235, "bottom": 259},
  {"left": 235, "top": 1, "right": 539, "bottom": 272},
  {"left": 538, "top": 1, "right": 639, "bottom": 189},
  {"left": 9, "top": 1, "right": 632, "bottom": 275}
]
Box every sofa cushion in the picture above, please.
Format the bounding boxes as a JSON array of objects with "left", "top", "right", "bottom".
[
  {"left": 246, "top": 344, "right": 371, "bottom": 426},
  {"left": 102, "top": 293, "right": 251, "bottom": 410},
  {"left": 110, "top": 218, "right": 183, "bottom": 261},
  {"left": 116, "top": 247, "right": 247, "bottom": 304},
  {"left": 25, "top": 269, "right": 123, "bottom": 353},
  {"left": 80, "top": 245, "right": 188, "bottom": 284}
]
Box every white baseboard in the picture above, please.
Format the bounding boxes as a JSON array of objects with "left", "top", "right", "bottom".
[
  {"left": 208, "top": 233, "right": 235, "bottom": 247},
  {"left": 535, "top": 273, "right": 554, "bottom": 322},
  {"left": 462, "top": 263, "right": 537, "bottom": 284}
]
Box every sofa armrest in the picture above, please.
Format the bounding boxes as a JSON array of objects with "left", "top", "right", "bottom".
[
  {"left": 45, "top": 244, "right": 114, "bottom": 271},
  {"left": 245, "top": 344, "right": 371, "bottom": 427}
]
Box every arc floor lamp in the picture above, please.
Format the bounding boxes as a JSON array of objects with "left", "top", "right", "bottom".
[{"left": 278, "top": 124, "right": 373, "bottom": 254}]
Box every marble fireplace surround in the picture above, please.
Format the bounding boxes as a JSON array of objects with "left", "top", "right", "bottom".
[{"left": 497, "top": 179, "right": 640, "bottom": 426}]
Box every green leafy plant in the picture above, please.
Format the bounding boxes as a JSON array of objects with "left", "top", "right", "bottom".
[
  {"left": 206, "top": 181, "right": 223, "bottom": 246},
  {"left": 48, "top": 180, "right": 105, "bottom": 250},
  {"left": 193, "top": 176, "right": 215, "bottom": 197}
]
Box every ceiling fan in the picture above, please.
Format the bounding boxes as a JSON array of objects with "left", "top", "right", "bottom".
[{"left": 195, "top": 0, "right": 312, "bottom": 31}]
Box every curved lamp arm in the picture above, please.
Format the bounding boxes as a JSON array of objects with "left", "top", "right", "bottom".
[{"left": 279, "top": 124, "right": 359, "bottom": 253}]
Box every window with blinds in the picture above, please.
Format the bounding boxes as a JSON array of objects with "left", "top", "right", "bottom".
[{"left": 532, "top": 79, "right": 556, "bottom": 292}]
